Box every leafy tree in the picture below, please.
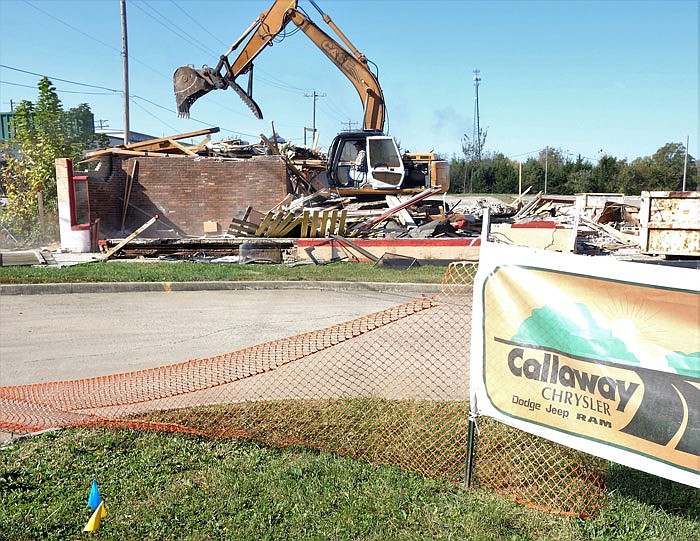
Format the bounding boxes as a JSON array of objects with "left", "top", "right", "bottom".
[
  {"left": 566, "top": 169, "right": 597, "bottom": 193},
  {"left": 625, "top": 156, "right": 654, "bottom": 194},
  {"left": 448, "top": 157, "right": 468, "bottom": 193},
  {"left": 65, "top": 103, "right": 107, "bottom": 150},
  {"left": 490, "top": 154, "right": 519, "bottom": 194},
  {"left": 457, "top": 128, "right": 488, "bottom": 193},
  {"left": 462, "top": 128, "right": 488, "bottom": 163},
  {"left": 521, "top": 158, "right": 544, "bottom": 193},
  {"left": 0, "top": 77, "right": 91, "bottom": 244},
  {"left": 446, "top": 141, "right": 696, "bottom": 196},
  {"left": 561, "top": 155, "right": 594, "bottom": 193},
  {"left": 594, "top": 155, "right": 623, "bottom": 193},
  {"left": 534, "top": 147, "right": 567, "bottom": 194},
  {"left": 622, "top": 142, "right": 696, "bottom": 194},
  {"left": 652, "top": 143, "right": 685, "bottom": 184},
  {"left": 649, "top": 142, "right": 696, "bottom": 191}
]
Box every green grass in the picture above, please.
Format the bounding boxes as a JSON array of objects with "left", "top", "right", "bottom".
[
  {"left": 135, "top": 398, "right": 472, "bottom": 481},
  {"left": 1, "top": 429, "right": 697, "bottom": 540},
  {"left": 0, "top": 261, "right": 449, "bottom": 285}
]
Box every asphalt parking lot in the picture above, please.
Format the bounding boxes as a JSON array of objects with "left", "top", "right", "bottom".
[{"left": 0, "top": 285, "right": 434, "bottom": 386}]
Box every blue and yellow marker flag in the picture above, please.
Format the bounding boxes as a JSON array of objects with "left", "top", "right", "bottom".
[
  {"left": 87, "top": 480, "right": 101, "bottom": 511},
  {"left": 85, "top": 479, "right": 107, "bottom": 532},
  {"left": 84, "top": 501, "right": 107, "bottom": 532}
]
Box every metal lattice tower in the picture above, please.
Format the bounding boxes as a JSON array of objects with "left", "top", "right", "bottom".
[{"left": 472, "top": 69, "right": 481, "bottom": 161}]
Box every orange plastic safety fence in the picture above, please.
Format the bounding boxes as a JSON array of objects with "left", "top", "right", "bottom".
[
  {"left": 470, "top": 417, "right": 608, "bottom": 518},
  {"left": 0, "top": 261, "right": 607, "bottom": 517}
]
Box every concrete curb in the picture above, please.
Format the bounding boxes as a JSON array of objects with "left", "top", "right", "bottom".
[{"left": 0, "top": 280, "right": 443, "bottom": 296}]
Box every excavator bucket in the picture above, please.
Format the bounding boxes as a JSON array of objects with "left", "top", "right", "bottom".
[
  {"left": 173, "top": 66, "right": 217, "bottom": 118},
  {"left": 173, "top": 65, "right": 264, "bottom": 120}
]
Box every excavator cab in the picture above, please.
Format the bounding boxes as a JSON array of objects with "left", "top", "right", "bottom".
[{"left": 326, "top": 131, "right": 405, "bottom": 190}]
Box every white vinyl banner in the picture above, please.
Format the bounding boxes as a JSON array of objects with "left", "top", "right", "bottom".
[{"left": 470, "top": 241, "right": 700, "bottom": 488}]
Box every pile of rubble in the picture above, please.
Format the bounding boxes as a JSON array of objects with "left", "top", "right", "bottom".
[
  {"left": 79, "top": 129, "right": 697, "bottom": 264},
  {"left": 224, "top": 187, "right": 517, "bottom": 241}
]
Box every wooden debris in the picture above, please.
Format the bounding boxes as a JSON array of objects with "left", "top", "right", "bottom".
[
  {"left": 385, "top": 195, "right": 417, "bottom": 228},
  {"left": 101, "top": 215, "right": 159, "bottom": 260},
  {"left": 260, "top": 134, "right": 314, "bottom": 194},
  {"left": 121, "top": 160, "right": 138, "bottom": 231},
  {"left": 81, "top": 128, "right": 220, "bottom": 163},
  {"left": 300, "top": 209, "right": 346, "bottom": 238},
  {"left": 331, "top": 235, "right": 380, "bottom": 262},
  {"left": 227, "top": 207, "right": 259, "bottom": 237},
  {"left": 579, "top": 216, "right": 639, "bottom": 247},
  {"left": 348, "top": 187, "right": 441, "bottom": 234},
  {"left": 227, "top": 217, "right": 258, "bottom": 237}
]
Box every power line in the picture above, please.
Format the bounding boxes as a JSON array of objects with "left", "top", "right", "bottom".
[
  {"left": 129, "top": 99, "right": 179, "bottom": 134},
  {"left": 340, "top": 120, "right": 360, "bottom": 131},
  {"left": 1, "top": 65, "right": 122, "bottom": 93},
  {"left": 0, "top": 80, "right": 117, "bottom": 96},
  {"left": 23, "top": 0, "right": 119, "bottom": 55},
  {"left": 130, "top": 0, "right": 220, "bottom": 58},
  {"left": 159, "top": 1, "right": 318, "bottom": 96},
  {"left": 0, "top": 64, "right": 241, "bottom": 134},
  {"left": 320, "top": 95, "right": 355, "bottom": 122},
  {"left": 168, "top": 0, "right": 229, "bottom": 49},
  {"left": 507, "top": 149, "right": 544, "bottom": 159},
  {"left": 22, "top": 0, "right": 171, "bottom": 82}
]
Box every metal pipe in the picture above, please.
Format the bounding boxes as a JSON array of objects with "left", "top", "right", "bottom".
[
  {"left": 308, "top": 0, "right": 365, "bottom": 61},
  {"left": 225, "top": 18, "right": 262, "bottom": 58},
  {"left": 465, "top": 417, "right": 476, "bottom": 487}
]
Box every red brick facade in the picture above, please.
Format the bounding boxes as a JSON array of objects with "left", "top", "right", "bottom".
[{"left": 87, "top": 155, "right": 290, "bottom": 237}]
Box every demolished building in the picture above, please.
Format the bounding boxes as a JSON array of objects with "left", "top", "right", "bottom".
[{"left": 49, "top": 129, "right": 699, "bottom": 267}]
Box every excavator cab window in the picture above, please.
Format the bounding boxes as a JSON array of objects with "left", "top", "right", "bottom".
[
  {"left": 334, "top": 139, "right": 368, "bottom": 186},
  {"left": 366, "top": 136, "right": 405, "bottom": 189}
]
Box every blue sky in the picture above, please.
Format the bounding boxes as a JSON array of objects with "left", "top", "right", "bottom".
[{"left": 0, "top": 0, "right": 697, "bottom": 162}]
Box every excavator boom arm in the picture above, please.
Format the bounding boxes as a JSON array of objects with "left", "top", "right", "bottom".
[
  {"left": 174, "top": 0, "right": 385, "bottom": 131},
  {"left": 287, "top": 10, "right": 385, "bottom": 131},
  {"left": 224, "top": 0, "right": 297, "bottom": 77}
]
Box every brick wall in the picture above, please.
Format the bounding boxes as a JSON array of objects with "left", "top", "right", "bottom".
[{"left": 87, "top": 155, "right": 290, "bottom": 237}]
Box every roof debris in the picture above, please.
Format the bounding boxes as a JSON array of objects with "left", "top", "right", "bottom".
[{"left": 75, "top": 130, "right": 697, "bottom": 266}]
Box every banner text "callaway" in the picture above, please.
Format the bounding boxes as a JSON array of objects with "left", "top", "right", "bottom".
[{"left": 507, "top": 348, "right": 640, "bottom": 412}]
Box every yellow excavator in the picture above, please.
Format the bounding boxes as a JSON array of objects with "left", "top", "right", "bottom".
[{"left": 173, "top": 0, "right": 448, "bottom": 194}]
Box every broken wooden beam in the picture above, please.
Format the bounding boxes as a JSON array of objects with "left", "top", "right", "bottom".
[
  {"left": 121, "top": 160, "right": 138, "bottom": 231},
  {"left": 348, "top": 187, "right": 442, "bottom": 233},
  {"left": 331, "top": 235, "right": 380, "bottom": 262},
  {"left": 260, "top": 134, "right": 314, "bottom": 193},
  {"left": 101, "top": 215, "right": 159, "bottom": 260},
  {"left": 83, "top": 127, "right": 220, "bottom": 159}
]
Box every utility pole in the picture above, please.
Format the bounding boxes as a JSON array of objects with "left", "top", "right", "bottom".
[
  {"left": 3, "top": 99, "right": 15, "bottom": 112},
  {"left": 120, "top": 0, "right": 130, "bottom": 145},
  {"left": 519, "top": 162, "right": 522, "bottom": 197},
  {"left": 682, "top": 135, "right": 689, "bottom": 191},
  {"left": 303, "top": 127, "right": 315, "bottom": 146},
  {"left": 341, "top": 120, "right": 359, "bottom": 132},
  {"left": 472, "top": 69, "right": 481, "bottom": 161},
  {"left": 544, "top": 146, "right": 548, "bottom": 194},
  {"left": 304, "top": 90, "right": 325, "bottom": 143}
]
